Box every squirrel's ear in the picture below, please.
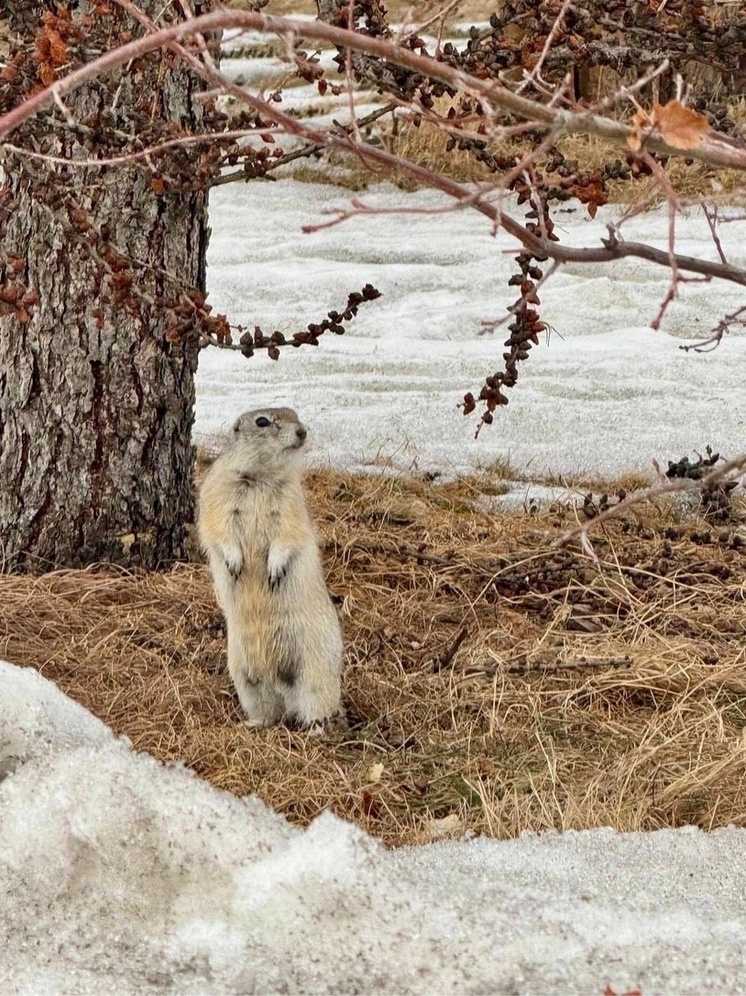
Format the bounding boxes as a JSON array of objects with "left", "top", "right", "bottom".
[{"left": 232, "top": 420, "right": 241, "bottom": 434}]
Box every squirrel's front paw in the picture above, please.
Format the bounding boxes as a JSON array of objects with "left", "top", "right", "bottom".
[
  {"left": 267, "top": 545, "right": 293, "bottom": 589},
  {"left": 221, "top": 544, "right": 243, "bottom": 581}
]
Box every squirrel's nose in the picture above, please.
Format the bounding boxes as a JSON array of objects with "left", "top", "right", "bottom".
[{"left": 296, "top": 426, "right": 307, "bottom": 442}]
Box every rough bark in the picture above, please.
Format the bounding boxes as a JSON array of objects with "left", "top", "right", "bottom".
[{"left": 0, "top": 1, "right": 213, "bottom": 570}]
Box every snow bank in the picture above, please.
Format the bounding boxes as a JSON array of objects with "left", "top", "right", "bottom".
[
  {"left": 4, "top": 658, "right": 746, "bottom": 995},
  {"left": 198, "top": 180, "right": 746, "bottom": 482}
]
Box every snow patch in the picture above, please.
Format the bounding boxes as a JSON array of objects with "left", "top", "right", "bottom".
[{"left": 4, "top": 660, "right": 746, "bottom": 993}]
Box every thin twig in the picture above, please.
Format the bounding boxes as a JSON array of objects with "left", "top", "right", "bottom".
[
  {"left": 516, "top": 0, "right": 572, "bottom": 96},
  {"left": 553, "top": 452, "right": 746, "bottom": 550},
  {"left": 6, "top": 130, "right": 258, "bottom": 169},
  {"left": 432, "top": 625, "right": 470, "bottom": 672},
  {"left": 3, "top": 10, "right": 746, "bottom": 171},
  {"left": 701, "top": 203, "right": 728, "bottom": 266}
]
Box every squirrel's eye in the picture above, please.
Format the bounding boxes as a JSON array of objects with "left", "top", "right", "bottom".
[{"left": 255, "top": 416, "right": 271, "bottom": 428}]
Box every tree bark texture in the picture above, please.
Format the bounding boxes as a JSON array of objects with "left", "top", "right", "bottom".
[{"left": 0, "top": 1, "right": 213, "bottom": 570}]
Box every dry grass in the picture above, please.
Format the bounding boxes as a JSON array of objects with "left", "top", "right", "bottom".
[
  {"left": 248, "top": 0, "right": 496, "bottom": 23},
  {"left": 3, "top": 469, "right": 746, "bottom": 846},
  {"left": 386, "top": 115, "right": 497, "bottom": 188},
  {"left": 297, "top": 116, "right": 746, "bottom": 203},
  {"left": 555, "top": 134, "right": 746, "bottom": 204},
  {"left": 221, "top": 0, "right": 745, "bottom": 202},
  {"left": 477, "top": 452, "right": 654, "bottom": 494}
]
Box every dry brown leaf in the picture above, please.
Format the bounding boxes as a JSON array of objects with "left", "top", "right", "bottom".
[
  {"left": 429, "top": 813, "right": 463, "bottom": 839},
  {"left": 653, "top": 100, "right": 709, "bottom": 150},
  {"left": 626, "top": 108, "right": 654, "bottom": 152},
  {"left": 627, "top": 101, "right": 709, "bottom": 152}
]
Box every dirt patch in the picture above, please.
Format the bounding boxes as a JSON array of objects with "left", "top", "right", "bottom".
[{"left": 3, "top": 469, "right": 746, "bottom": 845}]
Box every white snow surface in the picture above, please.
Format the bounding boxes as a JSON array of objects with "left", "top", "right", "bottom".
[
  {"left": 4, "top": 658, "right": 746, "bottom": 996},
  {"left": 197, "top": 181, "right": 746, "bottom": 483}
]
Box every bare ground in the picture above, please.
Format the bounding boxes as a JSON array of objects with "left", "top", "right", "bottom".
[{"left": 2, "top": 469, "right": 746, "bottom": 846}]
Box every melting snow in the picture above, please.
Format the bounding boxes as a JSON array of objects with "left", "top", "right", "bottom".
[
  {"left": 197, "top": 180, "right": 746, "bottom": 484},
  {"left": 4, "top": 660, "right": 746, "bottom": 995}
]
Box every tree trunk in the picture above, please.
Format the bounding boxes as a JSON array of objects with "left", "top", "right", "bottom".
[{"left": 0, "top": 1, "right": 214, "bottom": 570}]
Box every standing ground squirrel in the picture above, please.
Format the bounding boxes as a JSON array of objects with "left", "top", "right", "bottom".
[{"left": 198, "top": 407, "right": 343, "bottom": 729}]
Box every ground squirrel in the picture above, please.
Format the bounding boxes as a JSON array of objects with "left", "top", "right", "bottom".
[{"left": 198, "top": 407, "right": 343, "bottom": 729}]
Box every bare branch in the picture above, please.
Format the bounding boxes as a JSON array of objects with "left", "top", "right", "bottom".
[
  {"left": 680, "top": 304, "right": 746, "bottom": 353},
  {"left": 516, "top": 0, "right": 572, "bottom": 96},
  {"left": 6, "top": 130, "right": 257, "bottom": 169},
  {"left": 300, "top": 193, "right": 484, "bottom": 234},
  {"left": 3, "top": 10, "right": 746, "bottom": 172},
  {"left": 553, "top": 452, "right": 746, "bottom": 551},
  {"left": 701, "top": 204, "right": 728, "bottom": 267},
  {"left": 6, "top": 8, "right": 744, "bottom": 294}
]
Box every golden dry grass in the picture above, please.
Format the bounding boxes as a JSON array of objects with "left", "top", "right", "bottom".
[
  {"left": 222, "top": 0, "right": 746, "bottom": 202},
  {"left": 3, "top": 469, "right": 746, "bottom": 846},
  {"left": 556, "top": 134, "right": 746, "bottom": 204},
  {"left": 252, "top": 0, "right": 497, "bottom": 23},
  {"left": 305, "top": 115, "right": 746, "bottom": 203}
]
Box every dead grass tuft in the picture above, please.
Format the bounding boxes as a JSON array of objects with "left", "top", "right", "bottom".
[
  {"left": 292, "top": 119, "right": 746, "bottom": 204},
  {"left": 3, "top": 469, "right": 746, "bottom": 845},
  {"left": 556, "top": 134, "right": 746, "bottom": 204},
  {"left": 256, "top": 0, "right": 495, "bottom": 23},
  {"left": 385, "top": 116, "right": 496, "bottom": 188}
]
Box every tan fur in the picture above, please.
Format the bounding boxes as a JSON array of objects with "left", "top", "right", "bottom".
[{"left": 197, "top": 407, "right": 343, "bottom": 729}]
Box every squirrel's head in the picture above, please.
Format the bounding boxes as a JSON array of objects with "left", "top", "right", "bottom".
[{"left": 229, "top": 407, "right": 308, "bottom": 474}]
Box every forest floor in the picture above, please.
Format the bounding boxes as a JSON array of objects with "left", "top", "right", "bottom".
[{"left": 4, "top": 469, "right": 746, "bottom": 846}]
